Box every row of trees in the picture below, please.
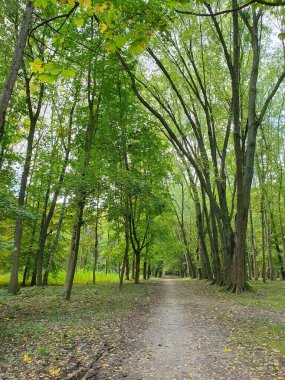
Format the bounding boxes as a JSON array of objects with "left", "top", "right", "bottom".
[{"left": 0, "top": 0, "right": 284, "bottom": 297}]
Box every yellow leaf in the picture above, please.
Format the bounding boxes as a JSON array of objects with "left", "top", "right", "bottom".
[
  {"left": 23, "top": 353, "right": 32, "bottom": 364},
  {"left": 80, "top": 0, "right": 92, "bottom": 9},
  {"left": 99, "top": 22, "right": 108, "bottom": 33},
  {"left": 67, "top": 0, "right": 75, "bottom": 6},
  {"left": 223, "top": 348, "right": 231, "bottom": 353},
  {"left": 95, "top": 3, "right": 107, "bottom": 13},
  {"left": 30, "top": 58, "right": 45, "bottom": 74},
  {"left": 49, "top": 368, "right": 60, "bottom": 376}
]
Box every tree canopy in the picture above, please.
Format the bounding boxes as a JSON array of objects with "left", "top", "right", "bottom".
[{"left": 0, "top": 0, "right": 285, "bottom": 298}]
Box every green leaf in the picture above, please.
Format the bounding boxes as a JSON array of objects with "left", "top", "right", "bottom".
[
  {"left": 34, "top": 0, "right": 48, "bottom": 8},
  {"left": 104, "top": 40, "right": 117, "bottom": 53},
  {"left": 62, "top": 69, "right": 75, "bottom": 79},
  {"left": 38, "top": 74, "right": 56, "bottom": 84},
  {"left": 30, "top": 58, "right": 44, "bottom": 74},
  {"left": 114, "top": 35, "right": 128, "bottom": 48},
  {"left": 74, "top": 17, "right": 84, "bottom": 27},
  {"left": 129, "top": 40, "right": 146, "bottom": 54}
]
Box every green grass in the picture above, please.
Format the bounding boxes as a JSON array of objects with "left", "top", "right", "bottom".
[
  {"left": 0, "top": 270, "right": 119, "bottom": 287},
  {"left": 227, "top": 280, "right": 285, "bottom": 311},
  {"left": 0, "top": 280, "right": 153, "bottom": 376}
]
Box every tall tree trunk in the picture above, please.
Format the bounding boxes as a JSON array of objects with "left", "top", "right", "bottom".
[
  {"left": 43, "top": 195, "right": 67, "bottom": 286},
  {"left": 125, "top": 254, "right": 130, "bottom": 280},
  {"left": 143, "top": 260, "right": 147, "bottom": 280},
  {"left": 271, "top": 212, "right": 285, "bottom": 280},
  {"left": 93, "top": 199, "right": 100, "bottom": 285},
  {"left": 249, "top": 207, "right": 258, "bottom": 280},
  {"left": 202, "top": 188, "right": 222, "bottom": 284},
  {"left": 119, "top": 217, "right": 130, "bottom": 290},
  {"left": 36, "top": 102, "right": 75, "bottom": 286},
  {"left": 261, "top": 196, "right": 267, "bottom": 283},
  {"left": 195, "top": 199, "right": 212, "bottom": 280},
  {"left": 147, "top": 264, "right": 151, "bottom": 279},
  {"left": 8, "top": 73, "right": 44, "bottom": 294},
  {"left": 63, "top": 49, "right": 100, "bottom": 298},
  {"left": 265, "top": 212, "right": 274, "bottom": 281},
  {"left": 134, "top": 250, "right": 141, "bottom": 284}
]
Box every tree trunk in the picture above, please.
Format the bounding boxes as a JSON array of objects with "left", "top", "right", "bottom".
[
  {"left": 195, "top": 200, "right": 212, "bottom": 280},
  {"left": 43, "top": 195, "right": 67, "bottom": 286},
  {"left": 261, "top": 197, "right": 267, "bottom": 283},
  {"left": 143, "top": 260, "right": 147, "bottom": 280},
  {"left": 265, "top": 213, "right": 274, "bottom": 281},
  {"left": 147, "top": 264, "right": 151, "bottom": 279},
  {"left": 131, "top": 254, "right": 135, "bottom": 280},
  {"left": 134, "top": 250, "right": 141, "bottom": 284},
  {"left": 8, "top": 75, "right": 44, "bottom": 294},
  {"left": 64, "top": 204, "right": 84, "bottom": 299},
  {"left": 249, "top": 207, "right": 258, "bottom": 280},
  {"left": 125, "top": 254, "right": 130, "bottom": 280},
  {"left": 0, "top": 1, "right": 34, "bottom": 140},
  {"left": 93, "top": 201, "right": 100, "bottom": 285},
  {"left": 8, "top": 119, "right": 36, "bottom": 294},
  {"left": 36, "top": 103, "right": 74, "bottom": 286},
  {"left": 119, "top": 218, "right": 130, "bottom": 290}
]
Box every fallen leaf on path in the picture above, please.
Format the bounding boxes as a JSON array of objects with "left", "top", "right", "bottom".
[{"left": 23, "top": 354, "right": 32, "bottom": 364}]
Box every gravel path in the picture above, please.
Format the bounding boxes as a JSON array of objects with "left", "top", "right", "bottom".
[{"left": 96, "top": 279, "right": 285, "bottom": 380}]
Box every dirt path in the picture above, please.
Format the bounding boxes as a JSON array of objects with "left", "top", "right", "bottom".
[{"left": 96, "top": 279, "right": 285, "bottom": 380}]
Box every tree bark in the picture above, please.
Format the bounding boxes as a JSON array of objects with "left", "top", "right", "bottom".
[
  {"left": 8, "top": 78, "right": 44, "bottom": 294},
  {"left": 0, "top": 1, "right": 34, "bottom": 140},
  {"left": 93, "top": 199, "right": 100, "bottom": 285},
  {"left": 43, "top": 195, "right": 67, "bottom": 286}
]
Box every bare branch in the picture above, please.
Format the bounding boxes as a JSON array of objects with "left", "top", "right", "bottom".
[{"left": 175, "top": 0, "right": 285, "bottom": 17}]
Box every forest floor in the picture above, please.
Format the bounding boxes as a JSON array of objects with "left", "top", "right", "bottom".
[{"left": 0, "top": 279, "right": 285, "bottom": 379}]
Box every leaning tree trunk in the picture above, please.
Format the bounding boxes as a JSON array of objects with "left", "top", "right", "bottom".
[
  {"left": 0, "top": 1, "right": 34, "bottom": 140},
  {"left": 64, "top": 56, "right": 100, "bottom": 299},
  {"left": 8, "top": 76, "right": 44, "bottom": 294},
  {"left": 8, "top": 120, "right": 36, "bottom": 294}
]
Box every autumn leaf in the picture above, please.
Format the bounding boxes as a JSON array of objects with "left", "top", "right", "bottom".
[
  {"left": 223, "top": 348, "right": 231, "bottom": 353},
  {"left": 48, "top": 368, "right": 60, "bottom": 376},
  {"left": 23, "top": 353, "right": 32, "bottom": 364},
  {"left": 80, "top": 0, "right": 92, "bottom": 9},
  {"left": 95, "top": 3, "right": 108, "bottom": 13},
  {"left": 99, "top": 22, "right": 108, "bottom": 33}
]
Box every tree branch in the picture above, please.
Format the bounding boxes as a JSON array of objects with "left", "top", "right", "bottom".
[{"left": 175, "top": 0, "right": 285, "bottom": 17}]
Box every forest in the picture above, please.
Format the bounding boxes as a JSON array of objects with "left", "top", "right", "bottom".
[{"left": 0, "top": 1, "right": 285, "bottom": 379}]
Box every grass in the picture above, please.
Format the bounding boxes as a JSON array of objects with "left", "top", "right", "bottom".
[
  {"left": 225, "top": 280, "right": 285, "bottom": 311},
  {"left": 0, "top": 279, "right": 153, "bottom": 378},
  {"left": 182, "top": 278, "right": 285, "bottom": 356},
  {"left": 1, "top": 275, "right": 284, "bottom": 377},
  {"left": 0, "top": 269, "right": 119, "bottom": 287}
]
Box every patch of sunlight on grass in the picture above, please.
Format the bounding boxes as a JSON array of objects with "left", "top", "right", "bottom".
[
  {"left": 0, "top": 270, "right": 119, "bottom": 287},
  {"left": 48, "top": 270, "right": 119, "bottom": 285},
  {"left": 0, "top": 272, "right": 10, "bottom": 286}
]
